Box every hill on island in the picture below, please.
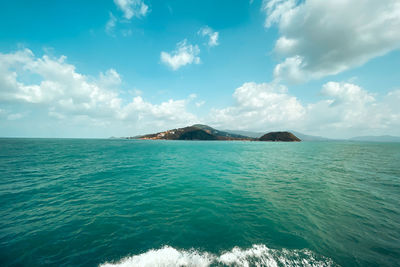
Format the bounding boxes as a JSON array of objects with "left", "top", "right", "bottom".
[
  {"left": 136, "top": 124, "right": 253, "bottom": 140},
  {"left": 259, "top": 131, "right": 301, "bottom": 142},
  {"left": 135, "top": 125, "right": 301, "bottom": 141}
]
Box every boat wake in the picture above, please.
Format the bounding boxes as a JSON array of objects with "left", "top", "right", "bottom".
[{"left": 100, "top": 244, "right": 337, "bottom": 267}]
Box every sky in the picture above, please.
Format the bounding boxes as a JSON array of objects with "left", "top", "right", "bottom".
[{"left": 0, "top": 0, "right": 399, "bottom": 138}]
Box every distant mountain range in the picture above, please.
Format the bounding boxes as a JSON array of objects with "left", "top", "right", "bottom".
[
  {"left": 133, "top": 124, "right": 301, "bottom": 141},
  {"left": 290, "top": 131, "right": 333, "bottom": 141},
  {"left": 349, "top": 135, "right": 400, "bottom": 142}
]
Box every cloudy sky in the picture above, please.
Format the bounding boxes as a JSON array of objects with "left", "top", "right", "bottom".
[{"left": 0, "top": 0, "right": 399, "bottom": 138}]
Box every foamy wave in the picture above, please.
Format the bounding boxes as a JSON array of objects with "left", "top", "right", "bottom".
[{"left": 100, "top": 244, "right": 337, "bottom": 267}]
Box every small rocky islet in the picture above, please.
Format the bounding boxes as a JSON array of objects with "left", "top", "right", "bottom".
[{"left": 131, "top": 124, "right": 301, "bottom": 142}]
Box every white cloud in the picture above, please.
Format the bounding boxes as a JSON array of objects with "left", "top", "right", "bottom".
[
  {"left": 210, "top": 82, "right": 305, "bottom": 131},
  {"left": 108, "top": 0, "right": 148, "bottom": 36},
  {"left": 273, "top": 55, "right": 304, "bottom": 84},
  {"left": 114, "top": 0, "right": 148, "bottom": 20},
  {"left": 105, "top": 13, "right": 117, "bottom": 35},
  {"left": 121, "top": 29, "right": 132, "bottom": 37},
  {"left": 198, "top": 26, "right": 219, "bottom": 47},
  {"left": 0, "top": 49, "right": 198, "bottom": 135},
  {"left": 195, "top": 100, "right": 205, "bottom": 108},
  {"left": 263, "top": 0, "right": 296, "bottom": 28},
  {"left": 0, "top": 108, "right": 27, "bottom": 121},
  {"left": 304, "top": 82, "right": 380, "bottom": 135},
  {"left": 99, "top": 68, "right": 122, "bottom": 88},
  {"left": 210, "top": 81, "right": 400, "bottom": 138},
  {"left": 263, "top": 0, "right": 400, "bottom": 83},
  {"left": 123, "top": 96, "right": 197, "bottom": 129},
  {"left": 160, "top": 40, "right": 200, "bottom": 70},
  {"left": 7, "top": 113, "right": 24, "bottom": 120}
]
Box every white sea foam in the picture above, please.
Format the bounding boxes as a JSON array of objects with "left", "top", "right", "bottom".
[{"left": 99, "top": 244, "right": 336, "bottom": 267}]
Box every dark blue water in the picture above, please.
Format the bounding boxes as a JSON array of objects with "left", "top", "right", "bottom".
[{"left": 0, "top": 139, "right": 399, "bottom": 266}]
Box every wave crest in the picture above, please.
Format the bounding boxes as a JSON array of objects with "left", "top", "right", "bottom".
[{"left": 100, "top": 244, "right": 336, "bottom": 267}]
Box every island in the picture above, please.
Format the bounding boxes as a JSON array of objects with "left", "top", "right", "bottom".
[
  {"left": 131, "top": 124, "right": 301, "bottom": 142},
  {"left": 259, "top": 131, "right": 301, "bottom": 142}
]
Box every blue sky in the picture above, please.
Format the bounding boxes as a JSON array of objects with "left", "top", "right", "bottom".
[{"left": 0, "top": 0, "right": 399, "bottom": 138}]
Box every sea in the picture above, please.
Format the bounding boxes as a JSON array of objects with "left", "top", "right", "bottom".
[{"left": 0, "top": 138, "right": 399, "bottom": 266}]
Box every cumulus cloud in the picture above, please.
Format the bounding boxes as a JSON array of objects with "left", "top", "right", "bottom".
[
  {"left": 114, "top": 0, "right": 149, "bottom": 20},
  {"left": 210, "top": 82, "right": 305, "bottom": 131},
  {"left": 123, "top": 96, "right": 197, "bottom": 130},
  {"left": 304, "top": 82, "right": 380, "bottom": 135},
  {"left": 0, "top": 49, "right": 198, "bottom": 135},
  {"left": 198, "top": 26, "right": 219, "bottom": 47},
  {"left": 160, "top": 40, "right": 200, "bottom": 70},
  {"left": 210, "top": 81, "right": 400, "bottom": 138},
  {"left": 99, "top": 68, "right": 122, "bottom": 88},
  {"left": 263, "top": 0, "right": 400, "bottom": 83}
]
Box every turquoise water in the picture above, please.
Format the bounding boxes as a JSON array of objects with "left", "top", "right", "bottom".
[{"left": 0, "top": 139, "right": 399, "bottom": 266}]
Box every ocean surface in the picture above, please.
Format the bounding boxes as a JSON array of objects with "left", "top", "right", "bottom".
[{"left": 0, "top": 139, "right": 399, "bottom": 266}]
